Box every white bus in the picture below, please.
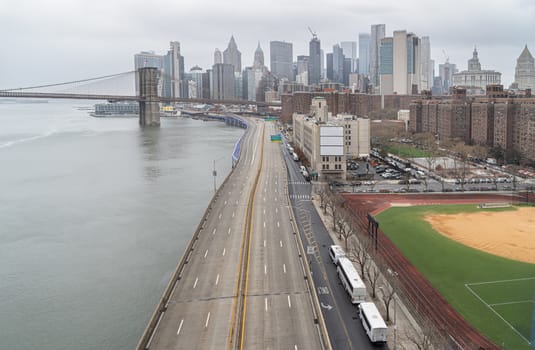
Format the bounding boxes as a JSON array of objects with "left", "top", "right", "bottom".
[
  {"left": 329, "top": 245, "right": 345, "bottom": 265},
  {"left": 336, "top": 256, "right": 366, "bottom": 304},
  {"left": 358, "top": 302, "right": 388, "bottom": 343}
]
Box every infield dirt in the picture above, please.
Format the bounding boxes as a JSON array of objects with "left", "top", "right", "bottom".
[{"left": 425, "top": 207, "right": 535, "bottom": 264}]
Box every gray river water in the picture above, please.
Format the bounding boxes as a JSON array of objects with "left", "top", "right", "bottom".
[{"left": 0, "top": 100, "right": 244, "bottom": 350}]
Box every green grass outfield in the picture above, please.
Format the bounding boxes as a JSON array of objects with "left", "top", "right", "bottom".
[{"left": 376, "top": 204, "right": 535, "bottom": 350}]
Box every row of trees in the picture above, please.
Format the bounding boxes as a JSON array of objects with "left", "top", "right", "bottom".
[
  {"left": 317, "top": 186, "right": 396, "bottom": 322},
  {"left": 316, "top": 184, "right": 449, "bottom": 349}
]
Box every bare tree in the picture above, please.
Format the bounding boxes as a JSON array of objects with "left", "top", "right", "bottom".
[
  {"left": 317, "top": 188, "right": 328, "bottom": 213},
  {"left": 336, "top": 208, "right": 348, "bottom": 239},
  {"left": 340, "top": 215, "right": 356, "bottom": 251},
  {"left": 324, "top": 196, "right": 334, "bottom": 217},
  {"left": 348, "top": 239, "right": 370, "bottom": 282},
  {"left": 366, "top": 264, "right": 381, "bottom": 299},
  {"left": 452, "top": 140, "right": 472, "bottom": 191},
  {"left": 380, "top": 284, "right": 396, "bottom": 322},
  {"left": 404, "top": 324, "right": 444, "bottom": 350},
  {"left": 329, "top": 194, "right": 344, "bottom": 231}
]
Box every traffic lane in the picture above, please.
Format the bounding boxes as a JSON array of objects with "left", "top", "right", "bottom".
[
  {"left": 243, "top": 137, "right": 321, "bottom": 349},
  {"left": 302, "top": 199, "right": 377, "bottom": 350},
  {"left": 149, "top": 119, "right": 262, "bottom": 349},
  {"left": 150, "top": 298, "right": 234, "bottom": 350}
]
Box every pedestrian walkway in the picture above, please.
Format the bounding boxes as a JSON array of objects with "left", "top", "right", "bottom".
[
  {"left": 311, "top": 195, "right": 423, "bottom": 350},
  {"left": 289, "top": 180, "right": 311, "bottom": 185},
  {"left": 289, "top": 194, "right": 311, "bottom": 200}
]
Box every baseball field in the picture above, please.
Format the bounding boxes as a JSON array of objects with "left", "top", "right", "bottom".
[{"left": 376, "top": 204, "right": 535, "bottom": 350}]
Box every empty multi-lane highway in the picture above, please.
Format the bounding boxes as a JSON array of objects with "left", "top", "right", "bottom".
[{"left": 139, "top": 118, "right": 326, "bottom": 349}]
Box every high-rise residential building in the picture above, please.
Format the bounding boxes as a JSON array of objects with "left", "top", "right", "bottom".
[
  {"left": 243, "top": 67, "right": 263, "bottom": 101},
  {"left": 358, "top": 33, "right": 371, "bottom": 75},
  {"left": 391, "top": 30, "right": 421, "bottom": 95},
  {"left": 296, "top": 55, "right": 309, "bottom": 85},
  {"left": 326, "top": 53, "right": 334, "bottom": 81},
  {"left": 410, "top": 86, "right": 535, "bottom": 163},
  {"left": 380, "top": 30, "right": 422, "bottom": 95},
  {"left": 188, "top": 66, "right": 204, "bottom": 99},
  {"left": 211, "top": 63, "right": 235, "bottom": 100},
  {"left": 370, "top": 24, "right": 386, "bottom": 92},
  {"left": 214, "top": 48, "right": 222, "bottom": 64},
  {"left": 332, "top": 44, "right": 345, "bottom": 84},
  {"left": 134, "top": 51, "right": 164, "bottom": 70},
  {"left": 253, "top": 42, "right": 265, "bottom": 69},
  {"left": 134, "top": 51, "right": 164, "bottom": 95},
  {"left": 514, "top": 45, "right": 535, "bottom": 90},
  {"left": 320, "top": 49, "right": 325, "bottom": 80},
  {"left": 379, "top": 37, "right": 394, "bottom": 95},
  {"left": 340, "top": 41, "right": 357, "bottom": 74},
  {"left": 270, "top": 41, "right": 293, "bottom": 81},
  {"left": 439, "top": 60, "right": 457, "bottom": 94},
  {"left": 343, "top": 58, "right": 352, "bottom": 86},
  {"left": 308, "top": 35, "right": 321, "bottom": 85},
  {"left": 170, "top": 41, "right": 183, "bottom": 98},
  {"left": 162, "top": 41, "right": 184, "bottom": 98},
  {"left": 452, "top": 48, "right": 501, "bottom": 94},
  {"left": 420, "top": 36, "right": 432, "bottom": 91},
  {"left": 234, "top": 72, "right": 243, "bottom": 101},
  {"left": 223, "top": 36, "right": 242, "bottom": 73}
]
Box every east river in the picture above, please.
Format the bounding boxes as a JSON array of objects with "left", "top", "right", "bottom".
[{"left": 0, "top": 100, "right": 244, "bottom": 350}]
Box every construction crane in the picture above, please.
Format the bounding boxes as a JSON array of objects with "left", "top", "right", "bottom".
[
  {"left": 442, "top": 49, "right": 449, "bottom": 63},
  {"left": 308, "top": 27, "right": 317, "bottom": 39}
]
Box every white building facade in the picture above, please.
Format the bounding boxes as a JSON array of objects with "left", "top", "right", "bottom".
[{"left": 292, "top": 97, "right": 370, "bottom": 180}]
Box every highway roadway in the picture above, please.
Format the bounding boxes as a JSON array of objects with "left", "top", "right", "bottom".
[
  {"left": 242, "top": 121, "right": 323, "bottom": 349},
  {"left": 282, "top": 139, "right": 378, "bottom": 350},
  {"left": 143, "top": 118, "right": 324, "bottom": 350}
]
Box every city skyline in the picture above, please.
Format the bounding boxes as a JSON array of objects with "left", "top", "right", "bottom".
[{"left": 1, "top": 0, "right": 534, "bottom": 89}]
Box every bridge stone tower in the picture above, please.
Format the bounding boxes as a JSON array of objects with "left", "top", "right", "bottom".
[{"left": 138, "top": 67, "right": 161, "bottom": 126}]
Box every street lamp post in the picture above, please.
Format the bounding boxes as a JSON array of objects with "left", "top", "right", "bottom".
[
  {"left": 394, "top": 294, "right": 397, "bottom": 350},
  {"left": 213, "top": 156, "right": 225, "bottom": 193},
  {"left": 213, "top": 159, "right": 217, "bottom": 193}
]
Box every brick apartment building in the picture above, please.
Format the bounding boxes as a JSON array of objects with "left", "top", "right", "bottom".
[
  {"left": 410, "top": 85, "right": 535, "bottom": 162},
  {"left": 280, "top": 91, "right": 419, "bottom": 123}
]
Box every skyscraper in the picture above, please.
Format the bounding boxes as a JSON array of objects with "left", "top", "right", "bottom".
[
  {"left": 340, "top": 41, "right": 357, "bottom": 74},
  {"left": 384, "top": 30, "right": 421, "bottom": 95},
  {"left": 211, "top": 63, "right": 236, "bottom": 99},
  {"left": 253, "top": 42, "right": 265, "bottom": 69},
  {"left": 223, "top": 36, "right": 242, "bottom": 73},
  {"left": 420, "top": 36, "right": 432, "bottom": 91},
  {"left": 214, "top": 48, "right": 222, "bottom": 65},
  {"left": 134, "top": 51, "right": 164, "bottom": 95},
  {"left": 308, "top": 35, "right": 321, "bottom": 85},
  {"left": 332, "top": 44, "right": 345, "bottom": 84},
  {"left": 296, "top": 55, "right": 309, "bottom": 85},
  {"left": 439, "top": 60, "right": 457, "bottom": 94},
  {"left": 379, "top": 37, "right": 393, "bottom": 95},
  {"left": 162, "top": 41, "right": 183, "bottom": 98},
  {"left": 514, "top": 45, "right": 535, "bottom": 90},
  {"left": 270, "top": 41, "right": 293, "bottom": 81},
  {"left": 326, "top": 53, "right": 334, "bottom": 81},
  {"left": 370, "top": 24, "right": 386, "bottom": 92},
  {"left": 358, "top": 33, "right": 371, "bottom": 75}
]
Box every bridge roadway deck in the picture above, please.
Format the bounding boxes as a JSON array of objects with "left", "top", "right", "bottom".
[{"left": 146, "top": 118, "right": 323, "bottom": 349}]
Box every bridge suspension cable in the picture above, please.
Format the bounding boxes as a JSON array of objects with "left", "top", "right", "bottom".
[{"left": 0, "top": 71, "right": 136, "bottom": 92}]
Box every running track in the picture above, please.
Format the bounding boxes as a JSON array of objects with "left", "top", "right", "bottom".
[{"left": 341, "top": 193, "right": 518, "bottom": 349}]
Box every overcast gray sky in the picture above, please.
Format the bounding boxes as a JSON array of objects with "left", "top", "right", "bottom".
[{"left": 1, "top": 0, "right": 534, "bottom": 89}]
